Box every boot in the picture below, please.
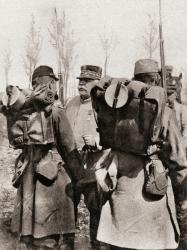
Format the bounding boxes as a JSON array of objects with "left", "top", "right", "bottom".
[
  {"left": 16, "top": 241, "right": 37, "bottom": 250},
  {"left": 58, "top": 242, "right": 74, "bottom": 250},
  {"left": 59, "top": 233, "right": 75, "bottom": 250}
]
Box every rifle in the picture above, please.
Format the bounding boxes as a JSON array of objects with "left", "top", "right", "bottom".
[
  {"left": 159, "top": 0, "right": 166, "bottom": 90},
  {"left": 58, "top": 71, "right": 64, "bottom": 105}
]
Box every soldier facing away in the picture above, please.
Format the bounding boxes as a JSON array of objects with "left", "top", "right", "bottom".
[
  {"left": 165, "top": 65, "right": 187, "bottom": 250},
  {"left": 1, "top": 65, "right": 84, "bottom": 250},
  {"left": 87, "top": 58, "right": 187, "bottom": 250}
]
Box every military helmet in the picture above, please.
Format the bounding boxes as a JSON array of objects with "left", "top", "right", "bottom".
[
  {"left": 32, "top": 65, "right": 59, "bottom": 82},
  {"left": 134, "top": 59, "right": 159, "bottom": 75}
]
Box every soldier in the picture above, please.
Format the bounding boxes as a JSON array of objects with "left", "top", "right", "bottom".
[
  {"left": 166, "top": 65, "right": 187, "bottom": 151},
  {"left": 88, "top": 59, "right": 187, "bottom": 250},
  {"left": 1, "top": 66, "right": 84, "bottom": 250},
  {"left": 136, "top": 60, "right": 187, "bottom": 250},
  {"left": 165, "top": 64, "right": 174, "bottom": 79},
  {"left": 133, "top": 58, "right": 160, "bottom": 85},
  {"left": 66, "top": 65, "right": 108, "bottom": 250},
  {"left": 165, "top": 65, "right": 187, "bottom": 250}
]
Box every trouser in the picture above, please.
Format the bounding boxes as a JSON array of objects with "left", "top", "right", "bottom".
[
  {"left": 74, "top": 189, "right": 81, "bottom": 225},
  {"left": 169, "top": 172, "right": 187, "bottom": 250},
  {"left": 176, "top": 204, "right": 187, "bottom": 250},
  {"left": 84, "top": 182, "right": 109, "bottom": 250},
  {"left": 89, "top": 210, "right": 109, "bottom": 250},
  {"left": 18, "top": 234, "right": 75, "bottom": 250}
]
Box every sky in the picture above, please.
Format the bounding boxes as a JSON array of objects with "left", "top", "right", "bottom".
[{"left": 0, "top": 0, "right": 187, "bottom": 96}]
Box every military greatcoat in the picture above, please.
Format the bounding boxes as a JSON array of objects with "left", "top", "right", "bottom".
[
  {"left": 11, "top": 106, "right": 83, "bottom": 244},
  {"left": 96, "top": 106, "right": 187, "bottom": 250}
]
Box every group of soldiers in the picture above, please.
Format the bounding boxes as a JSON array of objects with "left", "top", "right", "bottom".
[{"left": 0, "top": 58, "right": 187, "bottom": 250}]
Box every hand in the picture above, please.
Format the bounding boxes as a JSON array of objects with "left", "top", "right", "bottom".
[
  {"left": 33, "top": 84, "right": 46, "bottom": 97},
  {"left": 82, "top": 134, "right": 96, "bottom": 148},
  {"left": 181, "top": 199, "right": 187, "bottom": 211},
  {"left": 95, "top": 168, "right": 110, "bottom": 193}
]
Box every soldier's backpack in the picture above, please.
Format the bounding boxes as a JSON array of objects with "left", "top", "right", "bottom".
[
  {"left": 1, "top": 85, "right": 57, "bottom": 188},
  {"left": 90, "top": 77, "right": 167, "bottom": 155},
  {"left": 1, "top": 85, "right": 55, "bottom": 148}
]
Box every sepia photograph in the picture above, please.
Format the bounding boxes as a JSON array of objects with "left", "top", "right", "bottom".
[{"left": 0, "top": 0, "right": 186, "bottom": 249}]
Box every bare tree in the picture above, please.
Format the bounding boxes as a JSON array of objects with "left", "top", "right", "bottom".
[
  {"left": 48, "top": 8, "right": 77, "bottom": 103},
  {"left": 143, "top": 14, "right": 159, "bottom": 59},
  {"left": 3, "top": 43, "right": 11, "bottom": 86},
  {"left": 99, "top": 32, "right": 118, "bottom": 76},
  {"left": 24, "top": 15, "right": 42, "bottom": 87}
]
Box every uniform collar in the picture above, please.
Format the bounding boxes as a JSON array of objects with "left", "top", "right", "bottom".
[{"left": 80, "top": 96, "right": 91, "bottom": 104}]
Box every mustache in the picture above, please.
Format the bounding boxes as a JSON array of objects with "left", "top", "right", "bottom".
[{"left": 78, "top": 86, "right": 87, "bottom": 91}]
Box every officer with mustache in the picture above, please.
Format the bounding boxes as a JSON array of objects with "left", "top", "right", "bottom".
[{"left": 66, "top": 65, "right": 109, "bottom": 250}]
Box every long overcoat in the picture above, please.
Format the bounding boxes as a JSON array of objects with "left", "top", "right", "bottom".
[
  {"left": 96, "top": 106, "right": 187, "bottom": 249},
  {"left": 11, "top": 106, "right": 83, "bottom": 239}
]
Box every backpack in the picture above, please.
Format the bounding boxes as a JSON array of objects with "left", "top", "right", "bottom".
[
  {"left": 91, "top": 77, "right": 167, "bottom": 155},
  {"left": 1, "top": 85, "right": 55, "bottom": 148}
]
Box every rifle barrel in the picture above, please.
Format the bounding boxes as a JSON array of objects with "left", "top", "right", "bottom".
[{"left": 159, "top": 0, "right": 166, "bottom": 90}]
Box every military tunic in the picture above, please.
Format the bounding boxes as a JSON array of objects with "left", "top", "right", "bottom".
[
  {"left": 66, "top": 96, "right": 99, "bottom": 150},
  {"left": 174, "top": 100, "right": 187, "bottom": 149},
  {"left": 66, "top": 95, "right": 107, "bottom": 249},
  {"left": 170, "top": 100, "right": 187, "bottom": 250}
]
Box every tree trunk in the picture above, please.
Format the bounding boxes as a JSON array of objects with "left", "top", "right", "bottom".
[
  {"left": 104, "top": 56, "right": 108, "bottom": 76},
  {"left": 5, "top": 70, "right": 8, "bottom": 87},
  {"left": 149, "top": 48, "right": 152, "bottom": 59},
  {"left": 58, "top": 73, "right": 64, "bottom": 105}
]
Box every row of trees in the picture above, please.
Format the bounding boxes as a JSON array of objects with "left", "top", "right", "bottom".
[
  {"left": 48, "top": 8, "right": 77, "bottom": 102},
  {"left": 24, "top": 15, "right": 41, "bottom": 88},
  {"left": 3, "top": 44, "right": 11, "bottom": 87},
  {"left": 2, "top": 11, "right": 161, "bottom": 104}
]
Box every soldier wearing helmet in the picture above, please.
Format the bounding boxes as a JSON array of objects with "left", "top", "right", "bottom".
[
  {"left": 93, "top": 59, "right": 187, "bottom": 250},
  {"left": 133, "top": 58, "right": 160, "bottom": 85},
  {"left": 3, "top": 65, "right": 84, "bottom": 250},
  {"left": 166, "top": 65, "right": 187, "bottom": 250}
]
